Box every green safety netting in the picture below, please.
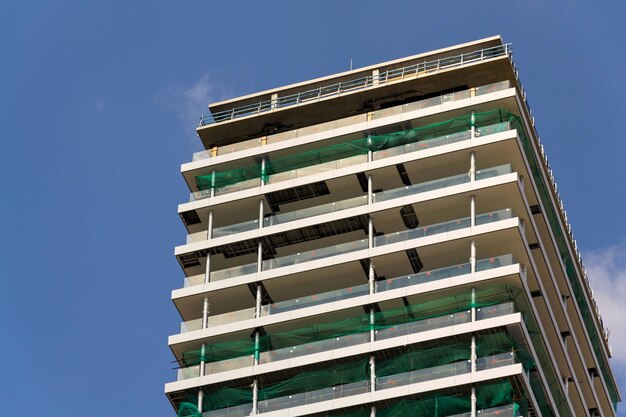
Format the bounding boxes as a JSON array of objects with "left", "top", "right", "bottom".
[
  {"left": 195, "top": 332, "right": 520, "bottom": 413},
  {"left": 511, "top": 115, "right": 620, "bottom": 408},
  {"left": 378, "top": 393, "right": 471, "bottom": 417},
  {"left": 176, "top": 402, "right": 201, "bottom": 417},
  {"left": 476, "top": 330, "right": 535, "bottom": 372},
  {"left": 195, "top": 108, "right": 510, "bottom": 191},
  {"left": 376, "top": 340, "right": 470, "bottom": 378},
  {"left": 181, "top": 285, "right": 520, "bottom": 367}
]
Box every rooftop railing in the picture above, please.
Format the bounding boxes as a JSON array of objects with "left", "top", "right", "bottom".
[{"left": 198, "top": 44, "right": 511, "bottom": 127}]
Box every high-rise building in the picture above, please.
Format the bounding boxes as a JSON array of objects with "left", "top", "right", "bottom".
[{"left": 165, "top": 36, "right": 620, "bottom": 417}]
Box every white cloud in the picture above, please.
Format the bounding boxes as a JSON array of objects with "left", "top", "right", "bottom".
[
  {"left": 584, "top": 240, "right": 626, "bottom": 380},
  {"left": 154, "top": 73, "right": 231, "bottom": 143}
]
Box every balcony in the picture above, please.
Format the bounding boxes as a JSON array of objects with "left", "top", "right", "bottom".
[
  {"left": 188, "top": 119, "right": 513, "bottom": 202},
  {"left": 184, "top": 164, "right": 512, "bottom": 246},
  {"left": 176, "top": 300, "right": 517, "bottom": 380}
]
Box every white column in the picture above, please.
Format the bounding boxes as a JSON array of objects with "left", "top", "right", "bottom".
[
  {"left": 197, "top": 390, "right": 204, "bottom": 414},
  {"left": 470, "top": 241, "right": 476, "bottom": 274},
  {"left": 370, "top": 307, "right": 375, "bottom": 342},
  {"left": 260, "top": 158, "right": 267, "bottom": 186},
  {"left": 207, "top": 210, "right": 214, "bottom": 239},
  {"left": 255, "top": 284, "right": 262, "bottom": 318},
  {"left": 370, "top": 406, "right": 376, "bottom": 417},
  {"left": 254, "top": 331, "right": 260, "bottom": 366},
  {"left": 469, "top": 151, "right": 476, "bottom": 182},
  {"left": 368, "top": 217, "right": 374, "bottom": 249},
  {"left": 252, "top": 378, "right": 259, "bottom": 414},
  {"left": 370, "top": 355, "right": 376, "bottom": 393},
  {"left": 471, "top": 386, "right": 476, "bottom": 417},
  {"left": 204, "top": 254, "right": 211, "bottom": 284},
  {"left": 202, "top": 297, "right": 210, "bottom": 329},
  {"left": 367, "top": 174, "right": 373, "bottom": 205},
  {"left": 257, "top": 241, "right": 263, "bottom": 273},
  {"left": 369, "top": 261, "right": 375, "bottom": 294},
  {"left": 258, "top": 199, "right": 264, "bottom": 229},
  {"left": 470, "top": 195, "right": 476, "bottom": 228},
  {"left": 470, "top": 111, "right": 476, "bottom": 138},
  {"left": 471, "top": 336, "right": 477, "bottom": 373},
  {"left": 199, "top": 342, "right": 206, "bottom": 377},
  {"left": 210, "top": 169, "right": 216, "bottom": 198},
  {"left": 471, "top": 287, "right": 476, "bottom": 322}
]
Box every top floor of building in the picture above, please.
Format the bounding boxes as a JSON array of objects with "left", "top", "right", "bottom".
[{"left": 196, "top": 36, "right": 517, "bottom": 150}]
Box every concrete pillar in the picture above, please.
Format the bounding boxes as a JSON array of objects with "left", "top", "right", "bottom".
[
  {"left": 470, "top": 151, "right": 476, "bottom": 182},
  {"left": 470, "top": 195, "right": 476, "bottom": 228}
]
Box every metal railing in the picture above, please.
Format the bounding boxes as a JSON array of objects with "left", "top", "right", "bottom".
[{"left": 198, "top": 44, "right": 511, "bottom": 126}]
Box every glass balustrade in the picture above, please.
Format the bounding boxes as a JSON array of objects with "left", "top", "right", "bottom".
[
  {"left": 206, "top": 307, "right": 256, "bottom": 327},
  {"left": 262, "top": 239, "right": 368, "bottom": 271},
  {"left": 477, "top": 404, "right": 520, "bottom": 417},
  {"left": 178, "top": 256, "right": 515, "bottom": 335},
  {"left": 374, "top": 209, "right": 512, "bottom": 247},
  {"left": 176, "top": 301, "right": 518, "bottom": 379},
  {"left": 263, "top": 195, "right": 368, "bottom": 227},
  {"left": 209, "top": 262, "right": 257, "bottom": 282},
  {"left": 202, "top": 352, "right": 516, "bottom": 416},
  {"left": 180, "top": 318, "right": 203, "bottom": 333},
  {"left": 476, "top": 352, "right": 516, "bottom": 371},
  {"left": 212, "top": 219, "right": 259, "bottom": 238},
  {"left": 257, "top": 380, "right": 370, "bottom": 414},
  {"left": 188, "top": 116, "right": 513, "bottom": 203},
  {"left": 183, "top": 274, "right": 205, "bottom": 288},
  {"left": 376, "top": 360, "right": 472, "bottom": 390},
  {"left": 260, "top": 284, "right": 370, "bottom": 316},
  {"left": 188, "top": 164, "right": 511, "bottom": 245}
]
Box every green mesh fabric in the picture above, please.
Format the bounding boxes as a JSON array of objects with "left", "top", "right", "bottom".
[
  {"left": 176, "top": 402, "right": 201, "bottom": 417},
  {"left": 257, "top": 357, "right": 369, "bottom": 400},
  {"left": 201, "top": 386, "right": 253, "bottom": 412},
  {"left": 195, "top": 108, "right": 510, "bottom": 191},
  {"left": 476, "top": 380, "right": 513, "bottom": 408},
  {"left": 376, "top": 341, "right": 470, "bottom": 377},
  {"left": 182, "top": 285, "right": 519, "bottom": 366},
  {"left": 378, "top": 394, "right": 471, "bottom": 417},
  {"left": 476, "top": 329, "right": 535, "bottom": 371}
]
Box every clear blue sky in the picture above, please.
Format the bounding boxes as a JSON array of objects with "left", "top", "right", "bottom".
[{"left": 2, "top": 1, "right": 626, "bottom": 416}]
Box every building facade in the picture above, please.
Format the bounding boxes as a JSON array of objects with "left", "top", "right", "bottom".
[{"left": 165, "top": 37, "right": 620, "bottom": 417}]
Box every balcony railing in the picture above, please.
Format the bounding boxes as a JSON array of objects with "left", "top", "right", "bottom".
[
  {"left": 189, "top": 120, "right": 513, "bottom": 202},
  {"left": 183, "top": 163, "right": 512, "bottom": 247},
  {"left": 198, "top": 45, "right": 511, "bottom": 127},
  {"left": 201, "top": 352, "right": 517, "bottom": 416},
  {"left": 176, "top": 301, "right": 517, "bottom": 380},
  {"left": 178, "top": 256, "right": 515, "bottom": 336},
  {"left": 184, "top": 209, "right": 513, "bottom": 288}
]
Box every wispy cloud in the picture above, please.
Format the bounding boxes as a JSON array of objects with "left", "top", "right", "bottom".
[
  {"left": 584, "top": 240, "right": 626, "bottom": 383},
  {"left": 154, "top": 73, "right": 231, "bottom": 144}
]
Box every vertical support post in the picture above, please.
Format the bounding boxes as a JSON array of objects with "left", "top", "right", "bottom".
[
  {"left": 471, "top": 287, "right": 476, "bottom": 322},
  {"left": 197, "top": 390, "right": 204, "bottom": 414},
  {"left": 255, "top": 284, "right": 262, "bottom": 318},
  {"left": 260, "top": 158, "right": 267, "bottom": 186},
  {"left": 369, "top": 261, "right": 375, "bottom": 295},
  {"left": 471, "top": 386, "right": 477, "bottom": 417},
  {"left": 258, "top": 198, "right": 264, "bottom": 229},
  {"left": 204, "top": 254, "right": 211, "bottom": 284},
  {"left": 252, "top": 378, "right": 259, "bottom": 415},
  {"left": 207, "top": 210, "right": 214, "bottom": 239},
  {"left": 367, "top": 174, "right": 373, "bottom": 205},
  {"left": 368, "top": 216, "right": 374, "bottom": 249},
  {"left": 370, "top": 307, "right": 375, "bottom": 342},
  {"left": 370, "top": 406, "right": 376, "bottom": 417},
  {"left": 470, "top": 241, "right": 476, "bottom": 274},
  {"left": 202, "top": 297, "right": 210, "bottom": 329},
  {"left": 470, "top": 195, "right": 476, "bottom": 228},
  {"left": 470, "top": 151, "right": 476, "bottom": 182},
  {"left": 254, "top": 331, "right": 260, "bottom": 366},
  {"left": 470, "top": 111, "right": 476, "bottom": 139},
  {"left": 199, "top": 342, "right": 206, "bottom": 377},
  {"left": 210, "top": 169, "right": 216, "bottom": 198},
  {"left": 370, "top": 355, "right": 376, "bottom": 393},
  {"left": 257, "top": 241, "right": 263, "bottom": 273},
  {"left": 471, "top": 335, "right": 477, "bottom": 373}
]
